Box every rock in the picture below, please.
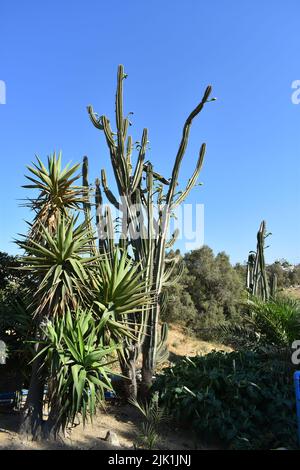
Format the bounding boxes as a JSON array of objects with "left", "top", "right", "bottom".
[{"left": 104, "top": 430, "right": 120, "bottom": 447}]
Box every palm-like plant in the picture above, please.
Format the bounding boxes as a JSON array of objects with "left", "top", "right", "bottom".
[
  {"left": 16, "top": 216, "right": 98, "bottom": 319},
  {"left": 23, "top": 153, "right": 87, "bottom": 237},
  {"left": 129, "top": 393, "right": 168, "bottom": 449},
  {"left": 247, "top": 296, "right": 300, "bottom": 347},
  {"left": 36, "top": 308, "right": 118, "bottom": 436}
]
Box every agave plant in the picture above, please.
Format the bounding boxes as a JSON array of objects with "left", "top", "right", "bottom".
[
  {"left": 16, "top": 215, "right": 98, "bottom": 319},
  {"left": 35, "top": 308, "right": 118, "bottom": 437}
]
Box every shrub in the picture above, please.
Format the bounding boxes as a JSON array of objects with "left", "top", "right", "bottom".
[
  {"left": 153, "top": 350, "right": 298, "bottom": 449},
  {"left": 163, "top": 247, "right": 246, "bottom": 336}
]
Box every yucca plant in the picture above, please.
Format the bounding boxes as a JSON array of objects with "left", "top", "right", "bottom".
[
  {"left": 35, "top": 308, "right": 119, "bottom": 438},
  {"left": 22, "top": 153, "right": 87, "bottom": 239},
  {"left": 18, "top": 152, "right": 147, "bottom": 438},
  {"left": 17, "top": 214, "right": 100, "bottom": 439},
  {"left": 16, "top": 215, "right": 98, "bottom": 319}
]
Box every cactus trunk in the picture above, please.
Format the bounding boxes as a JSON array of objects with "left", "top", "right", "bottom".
[{"left": 247, "top": 220, "right": 271, "bottom": 301}]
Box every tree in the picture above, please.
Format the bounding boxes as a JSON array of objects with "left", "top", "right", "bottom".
[
  {"left": 161, "top": 253, "right": 198, "bottom": 326},
  {"left": 183, "top": 246, "right": 244, "bottom": 329},
  {"left": 0, "top": 252, "right": 24, "bottom": 290}
]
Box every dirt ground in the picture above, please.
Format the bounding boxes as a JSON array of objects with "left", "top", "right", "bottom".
[
  {"left": 167, "top": 324, "right": 232, "bottom": 359},
  {"left": 0, "top": 325, "right": 228, "bottom": 450},
  {"left": 0, "top": 403, "right": 211, "bottom": 450},
  {"left": 285, "top": 286, "right": 300, "bottom": 299}
]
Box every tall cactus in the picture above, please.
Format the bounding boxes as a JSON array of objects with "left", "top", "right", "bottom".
[
  {"left": 87, "top": 65, "right": 214, "bottom": 393},
  {"left": 246, "top": 220, "right": 271, "bottom": 301}
]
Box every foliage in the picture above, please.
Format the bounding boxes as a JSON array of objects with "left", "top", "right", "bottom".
[
  {"left": 16, "top": 151, "right": 144, "bottom": 437},
  {"left": 247, "top": 295, "right": 300, "bottom": 347},
  {"left": 92, "top": 248, "right": 152, "bottom": 361},
  {"left": 0, "top": 252, "right": 26, "bottom": 290},
  {"left": 154, "top": 351, "right": 298, "bottom": 449},
  {"left": 267, "top": 261, "right": 300, "bottom": 289},
  {"left": 130, "top": 392, "right": 168, "bottom": 449},
  {"left": 22, "top": 153, "right": 86, "bottom": 238},
  {"left": 163, "top": 247, "right": 246, "bottom": 337},
  {"left": 37, "top": 308, "right": 118, "bottom": 434},
  {"left": 16, "top": 215, "right": 98, "bottom": 318}
]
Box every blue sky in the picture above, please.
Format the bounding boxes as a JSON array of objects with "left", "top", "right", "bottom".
[{"left": 0, "top": 0, "right": 299, "bottom": 264}]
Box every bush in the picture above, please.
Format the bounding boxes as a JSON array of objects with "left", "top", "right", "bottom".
[
  {"left": 163, "top": 247, "right": 246, "bottom": 337},
  {"left": 153, "top": 350, "right": 298, "bottom": 449}
]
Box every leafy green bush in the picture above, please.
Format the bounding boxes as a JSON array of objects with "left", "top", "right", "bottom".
[
  {"left": 163, "top": 247, "right": 246, "bottom": 336},
  {"left": 153, "top": 351, "right": 298, "bottom": 449}
]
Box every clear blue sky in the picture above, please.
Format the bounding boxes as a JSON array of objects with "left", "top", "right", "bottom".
[{"left": 0, "top": 0, "right": 299, "bottom": 265}]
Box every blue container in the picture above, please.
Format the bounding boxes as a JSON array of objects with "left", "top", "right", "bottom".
[{"left": 294, "top": 371, "right": 300, "bottom": 445}]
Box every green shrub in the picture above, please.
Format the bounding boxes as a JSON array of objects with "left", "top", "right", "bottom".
[
  {"left": 153, "top": 350, "right": 298, "bottom": 449},
  {"left": 163, "top": 247, "right": 246, "bottom": 337}
]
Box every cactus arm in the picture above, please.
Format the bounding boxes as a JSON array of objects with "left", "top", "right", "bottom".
[
  {"left": 101, "top": 115, "right": 117, "bottom": 149},
  {"left": 82, "top": 156, "right": 97, "bottom": 256},
  {"left": 248, "top": 221, "right": 271, "bottom": 301},
  {"left": 172, "top": 143, "right": 206, "bottom": 207},
  {"left": 257, "top": 221, "right": 270, "bottom": 301},
  {"left": 126, "top": 135, "right": 133, "bottom": 174},
  {"left": 82, "top": 156, "right": 91, "bottom": 213},
  {"left": 143, "top": 166, "right": 170, "bottom": 185},
  {"left": 155, "top": 323, "right": 169, "bottom": 365},
  {"left": 104, "top": 205, "right": 115, "bottom": 255},
  {"left": 131, "top": 128, "right": 148, "bottom": 192},
  {"left": 162, "top": 254, "right": 181, "bottom": 284},
  {"left": 165, "top": 228, "right": 180, "bottom": 249},
  {"left": 115, "top": 65, "right": 131, "bottom": 190},
  {"left": 271, "top": 273, "right": 277, "bottom": 298},
  {"left": 87, "top": 105, "right": 104, "bottom": 130},
  {"left": 166, "top": 85, "right": 213, "bottom": 206},
  {"left": 100, "top": 169, "right": 120, "bottom": 210},
  {"left": 116, "top": 64, "right": 125, "bottom": 134},
  {"left": 95, "top": 177, "right": 106, "bottom": 252}
]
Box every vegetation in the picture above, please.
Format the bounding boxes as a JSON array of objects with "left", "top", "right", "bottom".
[
  {"left": 154, "top": 351, "right": 297, "bottom": 449},
  {"left": 37, "top": 308, "right": 118, "bottom": 438},
  {"left": 130, "top": 393, "right": 168, "bottom": 449},
  {"left": 1, "top": 65, "right": 299, "bottom": 449},
  {"left": 162, "top": 246, "right": 245, "bottom": 337},
  {"left": 11, "top": 152, "right": 150, "bottom": 439},
  {"left": 87, "top": 64, "right": 215, "bottom": 394}
]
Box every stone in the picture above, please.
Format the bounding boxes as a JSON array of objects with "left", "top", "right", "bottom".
[{"left": 104, "top": 430, "right": 120, "bottom": 447}]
